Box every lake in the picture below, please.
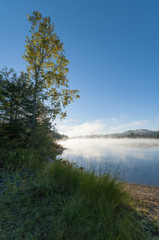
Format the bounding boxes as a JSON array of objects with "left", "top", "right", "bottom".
[{"left": 58, "top": 138, "right": 159, "bottom": 186}]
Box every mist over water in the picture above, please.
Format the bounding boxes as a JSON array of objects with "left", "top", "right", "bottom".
[{"left": 59, "top": 138, "right": 159, "bottom": 186}]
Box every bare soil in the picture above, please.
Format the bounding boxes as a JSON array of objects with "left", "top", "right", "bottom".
[{"left": 126, "top": 183, "right": 159, "bottom": 223}]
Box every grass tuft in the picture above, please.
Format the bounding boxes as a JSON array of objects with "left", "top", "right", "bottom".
[{"left": 0, "top": 160, "right": 156, "bottom": 239}]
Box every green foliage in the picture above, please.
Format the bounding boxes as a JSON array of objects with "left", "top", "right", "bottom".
[
  {"left": 1, "top": 148, "right": 43, "bottom": 170},
  {"left": 0, "top": 68, "right": 33, "bottom": 126},
  {"left": 23, "top": 10, "right": 79, "bottom": 127},
  {"left": 39, "top": 161, "right": 128, "bottom": 207},
  {"left": 0, "top": 10, "right": 79, "bottom": 168},
  {"left": 0, "top": 165, "right": 155, "bottom": 240},
  {"left": 0, "top": 131, "right": 59, "bottom": 170},
  {"left": 0, "top": 67, "right": 61, "bottom": 168},
  {"left": 39, "top": 161, "right": 81, "bottom": 194},
  {"left": 0, "top": 68, "right": 33, "bottom": 148},
  {"left": 28, "top": 125, "right": 58, "bottom": 161}
]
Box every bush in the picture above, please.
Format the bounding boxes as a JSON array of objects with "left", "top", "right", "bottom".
[{"left": 0, "top": 125, "right": 60, "bottom": 169}]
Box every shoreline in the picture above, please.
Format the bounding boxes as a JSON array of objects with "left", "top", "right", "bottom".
[{"left": 126, "top": 183, "right": 159, "bottom": 223}]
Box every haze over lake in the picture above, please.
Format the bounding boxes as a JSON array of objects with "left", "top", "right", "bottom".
[{"left": 59, "top": 138, "right": 159, "bottom": 186}]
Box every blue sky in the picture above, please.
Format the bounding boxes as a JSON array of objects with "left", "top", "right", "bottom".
[{"left": 1, "top": 0, "right": 159, "bottom": 136}]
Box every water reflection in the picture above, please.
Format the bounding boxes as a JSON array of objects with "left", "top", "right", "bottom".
[{"left": 58, "top": 138, "right": 159, "bottom": 186}]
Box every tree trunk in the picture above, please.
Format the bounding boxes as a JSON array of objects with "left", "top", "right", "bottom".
[{"left": 32, "top": 79, "right": 38, "bottom": 130}]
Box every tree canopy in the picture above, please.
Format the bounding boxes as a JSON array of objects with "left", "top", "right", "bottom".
[
  {"left": 0, "top": 11, "right": 79, "bottom": 167},
  {"left": 23, "top": 11, "right": 79, "bottom": 129}
]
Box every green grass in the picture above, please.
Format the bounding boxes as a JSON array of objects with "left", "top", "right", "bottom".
[{"left": 0, "top": 160, "right": 158, "bottom": 239}]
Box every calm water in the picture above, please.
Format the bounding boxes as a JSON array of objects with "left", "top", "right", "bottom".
[{"left": 59, "top": 138, "right": 159, "bottom": 186}]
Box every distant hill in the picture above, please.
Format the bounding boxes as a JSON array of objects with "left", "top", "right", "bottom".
[{"left": 72, "top": 129, "right": 159, "bottom": 139}]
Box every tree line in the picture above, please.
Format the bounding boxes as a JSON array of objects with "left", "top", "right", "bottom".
[{"left": 0, "top": 11, "right": 79, "bottom": 167}]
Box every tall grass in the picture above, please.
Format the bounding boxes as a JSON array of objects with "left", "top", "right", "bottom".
[
  {"left": 0, "top": 159, "right": 152, "bottom": 239},
  {"left": 40, "top": 160, "right": 128, "bottom": 205},
  {"left": 36, "top": 160, "right": 146, "bottom": 239}
]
